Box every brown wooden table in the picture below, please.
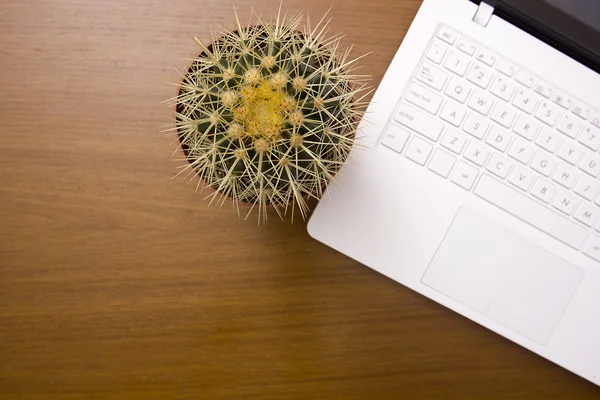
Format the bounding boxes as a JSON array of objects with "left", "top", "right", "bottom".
[{"left": 1, "top": 0, "right": 598, "bottom": 398}]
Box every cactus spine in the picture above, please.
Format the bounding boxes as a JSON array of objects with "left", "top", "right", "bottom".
[{"left": 171, "top": 8, "right": 369, "bottom": 223}]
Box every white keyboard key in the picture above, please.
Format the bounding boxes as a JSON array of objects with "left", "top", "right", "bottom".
[
  {"left": 531, "top": 178, "right": 557, "bottom": 203},
  {"left": 445, "top": 77, "right": 471, "bottom": 103},
  {"left": 579, "top": 124, "right": 600, "bottom": 152},
  {"left": 440, "top": 129, "right": 467, "bottom": 154},
  {"left": 405, "top": 83, "right": 443, "bottom": 114},
  {"left": 486, "top": 125, "right": 512, "bottom": 152},
  {"left": 509, "top": 165, "right": 535, "bottom": 191},
  {"left": 574, "top": 174, "right": 599, "bottom": 201},
  {"left": 515, "top": 70, "right": 535, "bottom": 88},
  {"left": 475, "top": 174, "right": 588, "bottom": 250},
  {"left": 457, "top": 38, "right": 477, "bottom": 56},
  {"left": 579, "top": 152, "right": 600, "bottom": 178},
  {"left": 426, "top": 41, "right": 447, "bottom": 64},
  {"left": 405, "top": 136, "right": 433, "bottom": 165},
  {"left": 475, "top": 48, "right": 497, "bottom": 66},
  {"left": 467, "top": 89, "right": 494, "bottom": 116},
  {"left": 574, "top": 202, "right": 600, "bottom": 227},
  {"left": 464, "top": 141, "right": 490, "bottom": 166},
  {"left": 557, "top": 141, "right": 584, "bottom": 165},
  {"left": 591, "top": 113, "right": 600, "bottom": 128},
  {"left": 583, "top": 235, "right": 600, "bottom": 262},
  {"left": 451, "top": 161, "right": 478, "bottom": 190},
  {"left": 512, "top": 88, "right": 537, "bottom": 114},
  {"left": 552, "top": 190, "right": 578, "bottom": 215},
  {"left": 467, "top": 63, "right": 494, "bottom": 89},
  {"left": 486, "top": 153, "right": 512, "bottom": 179},
  {"left": 552, "top": 163, "right": 578, "bottom": 189},
  {"left": 395, "top": 103, "right": 445, "bottom": 141},
  {"left": 490, "top": 102, "right": 517, "bottom": 128},
  {"left": 440, "top": 100, "right": 466, "bottom": 127},
  {"left": 557, "top": 114, "right": 583, "bottom": 139},
  {"left": 553, "top": 92, "right": 574, "bottom": 109},
  {"left": 416, "top": 63, "right": 448, "bottom": 91},
  {"left": 533, "top": 80, "right": 554, "bottom": 98},
  {"left": 495, "top": 59, "right": 516, "bottom": 77},
  {"left": 490, "top": 75, "right": 517, "bottom": 102},
  {"left": 531, "top": 151, "right": 556, "bottom": 177},
  {"left": 463, "top": 112, "right": 489, "bottom": 139},
  {"left": 381, "top": 124, "right": 411, "bottom": 153},
  {"left": 444, "top": 50, "right": 471, "bottom": 76},
  {"left": 437, "top": 27, "right": 457, "bottom": 45},
  {"left": 428, "top": 149, "right": 456, "bottom": 178},
  {"left": 535, "top": 126, "right": 562, "bottom": 153},
  {"left": 535, "top": 100, "right": 561, "bottom": 126},
  {"left": 508, "top": 137, "right": 534, "bottom": 164},
  {"left": 573, "top": 102, "right": 592, "bottom": 120},
  {"left": 513, "top": 115, "right": 540, "bottom": 140}
]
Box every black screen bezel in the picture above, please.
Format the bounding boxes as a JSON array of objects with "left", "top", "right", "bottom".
[{"left": 469, "top": 0, "right": 600, "bottom": 73}]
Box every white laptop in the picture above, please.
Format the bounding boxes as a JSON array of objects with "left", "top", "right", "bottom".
[{"left": 308, "top": 0, "right": 600, "bottom": 386}]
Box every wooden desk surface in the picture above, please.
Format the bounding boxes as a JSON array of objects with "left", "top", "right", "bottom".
[{"left": 0, "top": 0, "right": 598, "bottom": 398}]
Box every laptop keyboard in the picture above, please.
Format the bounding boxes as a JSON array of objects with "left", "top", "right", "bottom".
[{"left": 381, "top": 24, "right": 600, "bottom": 262}]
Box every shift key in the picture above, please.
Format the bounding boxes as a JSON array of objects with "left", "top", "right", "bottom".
[{"left": 395, "top": 103, "right": 445, "bottom": 141}]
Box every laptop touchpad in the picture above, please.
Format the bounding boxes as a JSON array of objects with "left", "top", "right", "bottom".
[{"left": 422, "top": 207, "right": 584, "bottom": 345}]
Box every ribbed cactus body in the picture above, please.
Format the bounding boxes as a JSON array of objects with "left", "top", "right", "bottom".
[{"left": 174, "top": 11, "right": 367, "bottom": 222}]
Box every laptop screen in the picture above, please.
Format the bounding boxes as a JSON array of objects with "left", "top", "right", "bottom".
[
  {"left": 488, "top": 0, "right": 600, "bottom": 72},
  {"left": 545, "top": 0, "right": 600, "bottom": 34}
]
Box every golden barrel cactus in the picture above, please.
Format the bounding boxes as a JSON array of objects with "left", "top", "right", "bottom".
[{"left": 171, "top": 8, "right": 368, "bottom": 222}]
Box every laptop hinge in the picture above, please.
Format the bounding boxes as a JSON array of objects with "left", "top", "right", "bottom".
[{"left": 473, "top": 1, "right": 494, "bottom": 27}]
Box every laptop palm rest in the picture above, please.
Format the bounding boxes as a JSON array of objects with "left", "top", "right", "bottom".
[{"left": 422, "top": 207, "right": 585, "bottom": 345}]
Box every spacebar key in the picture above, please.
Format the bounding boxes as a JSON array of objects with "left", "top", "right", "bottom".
[{"left": 474, "top": 175, "right": 588, "bottom": 250}]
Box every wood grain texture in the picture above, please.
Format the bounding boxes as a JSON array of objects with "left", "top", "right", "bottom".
[{"left": 0, "top": 0, "right": 598, "bottom": 398}]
